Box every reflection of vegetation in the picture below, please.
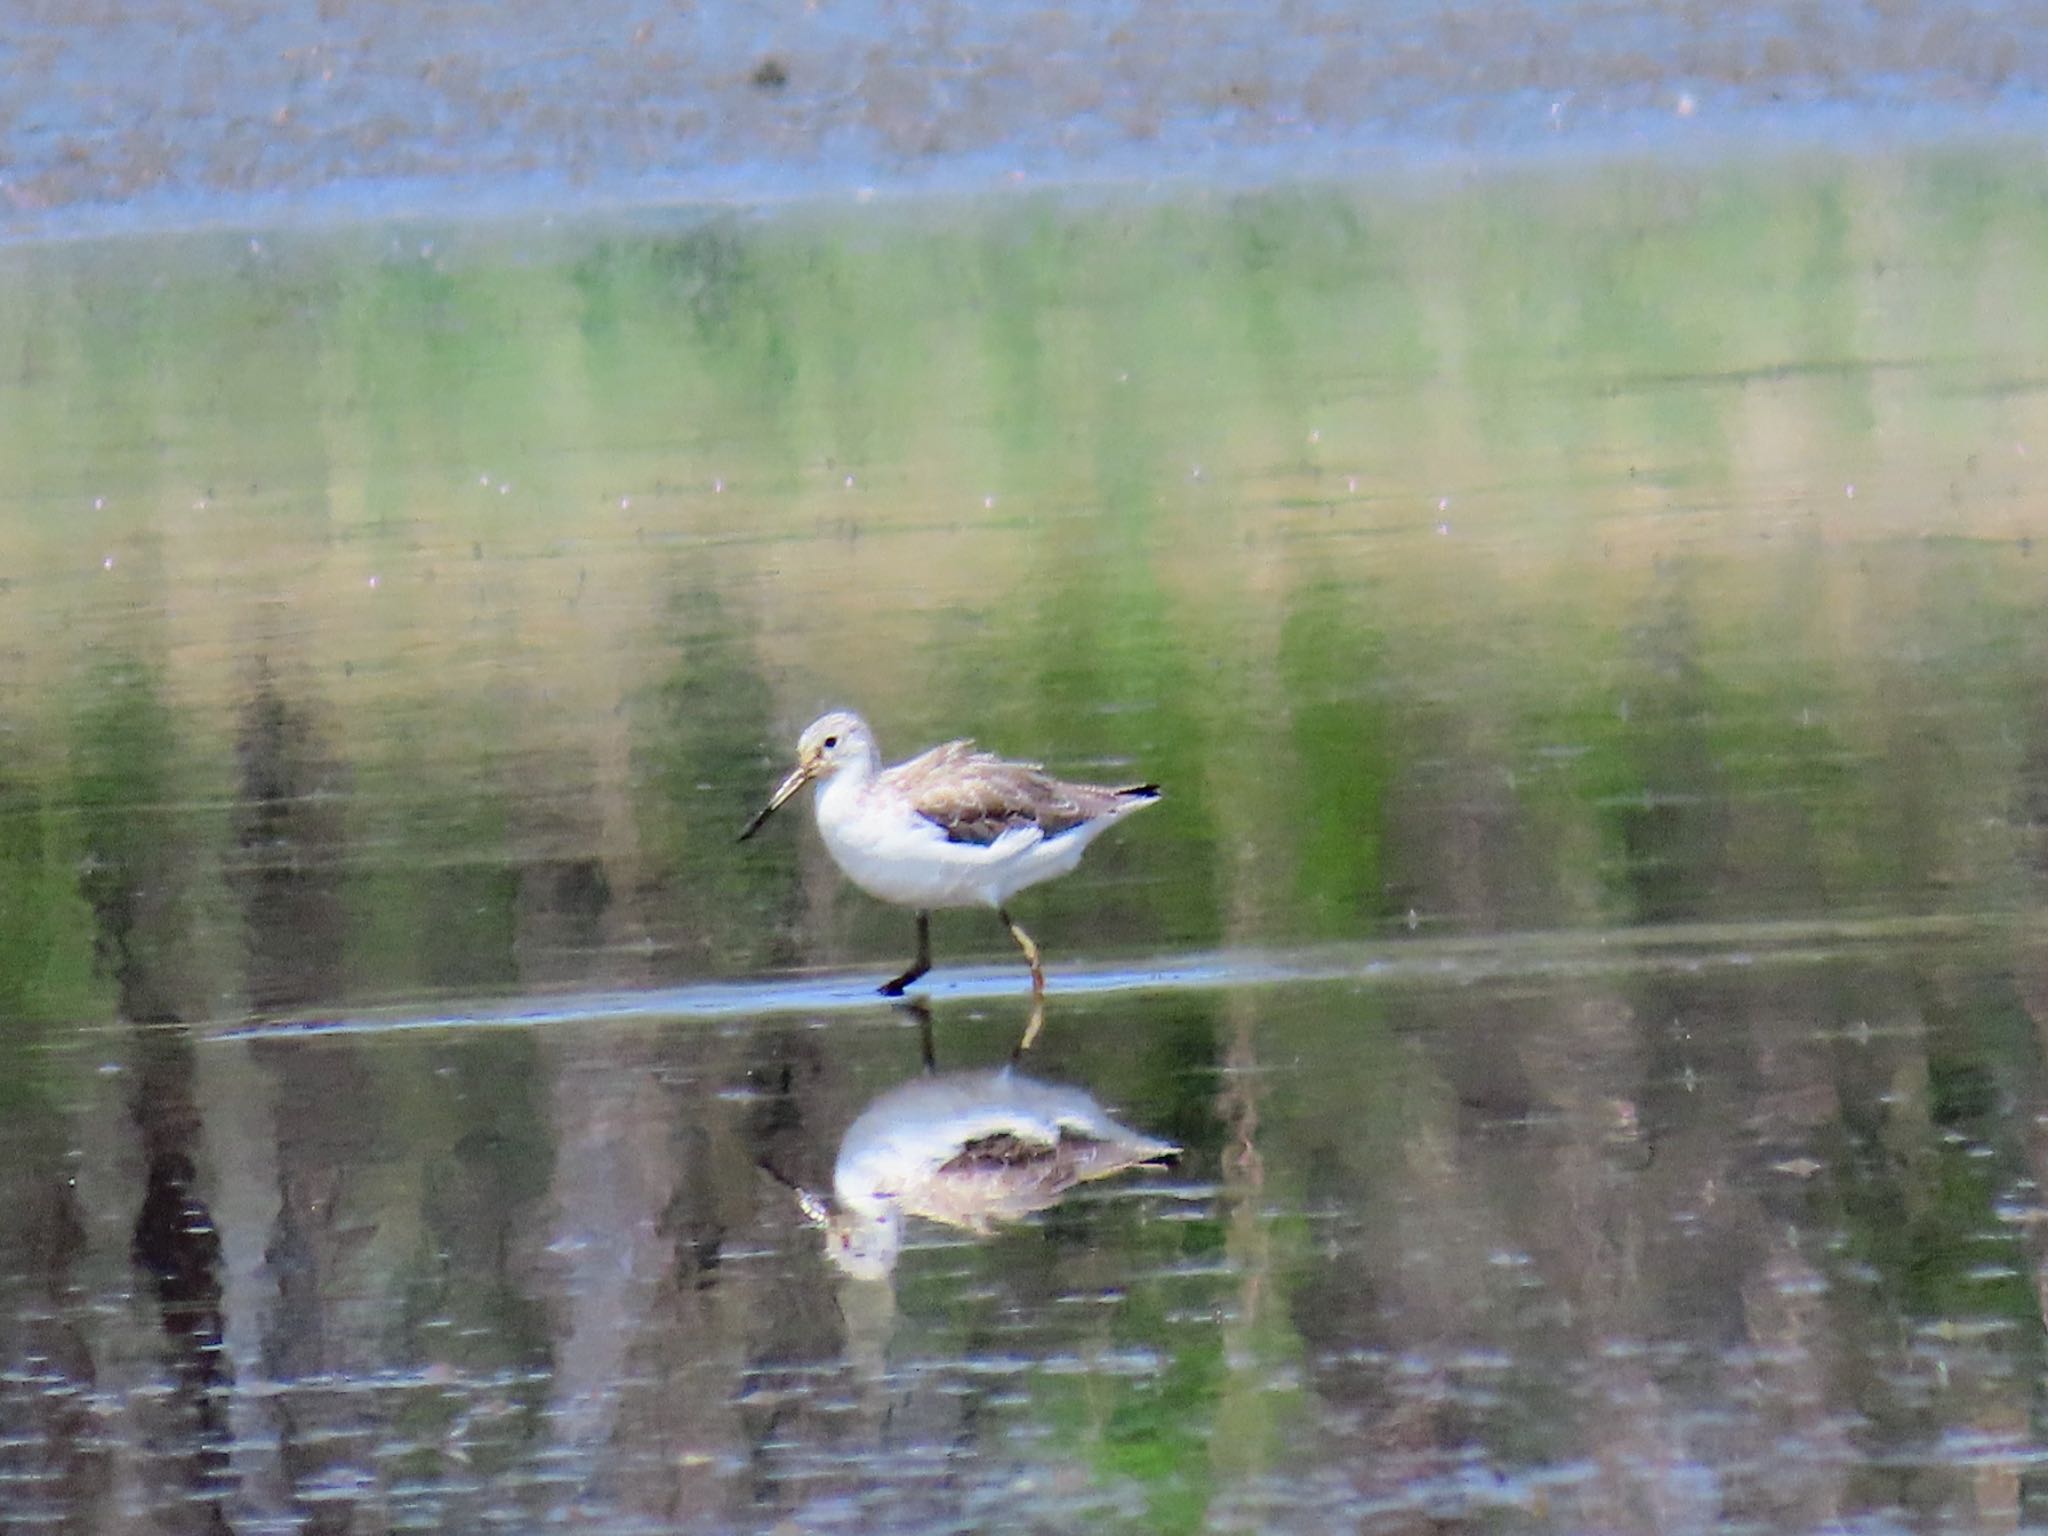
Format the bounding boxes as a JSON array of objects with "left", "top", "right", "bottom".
[
  {"left": 1276, "top": 581, "right": 1392, "bottom": 935},
  {"left": 339, "top": 704, "right": 526, "bottom": 998},
  {"left": 1100, "top": 1330, "right": 1224, "bottom": 1533},
  {"left": 1597, "top": 584, "right": 1733, "bottom": 924},
  {"left": 68, "top": 654, "right": 210, "bottom": 1022},
  {"left": 636, "top": 577, "right": 803, "bottom": 974},
  {"left": 6, "top": 172, "right": 2048, "bottom": 1050},
  {"left": 4, "top": 156, "right": 2048, "bottom": 1001},
  {"left": 1023, "top": 1201, "right": 1230, "bottom": 1534},
  {"left": 401, "top": 1033, "right": 556, "bottom": 1460},
  {"left": 5, "top": 155, "right": 2048, "bottom": 1148},
  {"left": 0, "top": 777, "right": 106, "bottom": 1030},
  {"left": 233, "top": 671, "right": 348, "bottom": 1012},
  {"left": 348, "top": 858, "right": 521, "bottom": 996},
  {"left": 1839, "top": 977, "right": 2040, "bottom": 1327},
  {"left": 0, "top": 767, "right": 111, "bottom": 1121}
]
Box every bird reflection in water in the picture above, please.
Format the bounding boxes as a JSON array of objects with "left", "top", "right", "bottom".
[{"left": 786, "top": 1003, "right": 1178, "bottom": 1282}]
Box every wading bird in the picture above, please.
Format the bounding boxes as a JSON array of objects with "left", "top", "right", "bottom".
[{"left": 739, "top": 711, "right": 1160, "bottom": 996}]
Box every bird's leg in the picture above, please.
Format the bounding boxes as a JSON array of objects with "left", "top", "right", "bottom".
[
  {"left": 1012, "top": 997, "right": 1046, "bottom": 1060},
  {"left": 891, "top": 998, "right": 938, "bottom": 1072},
  {"left": 998, "top": 907, "right": 1045, "bottom": 997},
  {"left": 878, "top": 911, "right": 932, "bottom": 997}
]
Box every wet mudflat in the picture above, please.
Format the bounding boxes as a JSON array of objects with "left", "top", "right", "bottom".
[{"left": 6, "top": 145, "right": 2048, "bottom": 1529}]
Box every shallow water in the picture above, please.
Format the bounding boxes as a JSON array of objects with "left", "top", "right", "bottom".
[{"left": 9, "top": 147, "right": 2048, "bottom": 1530}]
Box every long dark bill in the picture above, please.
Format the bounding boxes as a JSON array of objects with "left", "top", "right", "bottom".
[{"left": 737, "top": 762, "right": 812, "bottom": 842}]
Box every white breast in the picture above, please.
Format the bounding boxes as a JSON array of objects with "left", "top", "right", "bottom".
[{"left": 812, "top": 777, "right": 1025, "bottom": 908}]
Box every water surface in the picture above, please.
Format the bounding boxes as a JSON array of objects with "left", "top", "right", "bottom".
[{"left": 7, "top": 148, "right": 2048, "bottom": 1530}]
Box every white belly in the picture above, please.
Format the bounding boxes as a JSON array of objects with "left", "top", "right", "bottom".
[{"left": 814, "top": 779, "right": 1103, "bottom": 910}]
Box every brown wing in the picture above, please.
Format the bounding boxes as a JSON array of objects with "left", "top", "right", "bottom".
[
  {"left": 918, "top": 1127, "right": 1176, "bottom": 1229},
  {"left": 916, "top": 1131, "right": 1075, "bottom": 1228},
  {"left": 882, "top": 740, "right": 1156, "bottom": 846},
  {"left": 940, "top": 1127, "right": 1172, "bottom": 1177},
  {"left": 945, "top": 1130, "right": 1061, "bottom": 1171}
]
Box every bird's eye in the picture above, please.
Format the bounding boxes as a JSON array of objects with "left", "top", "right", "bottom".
[{"left": 823, "top": 735, "right": 839, "bottom": 749}]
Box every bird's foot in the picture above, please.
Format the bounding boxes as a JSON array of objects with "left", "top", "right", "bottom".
[{"left": 878, "top": 965, "right": 929, "bottom": 997}]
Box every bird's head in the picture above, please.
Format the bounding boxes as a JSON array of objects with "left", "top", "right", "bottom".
[{"left": 738, "top": 710, "right": 875, "bottom": 840}]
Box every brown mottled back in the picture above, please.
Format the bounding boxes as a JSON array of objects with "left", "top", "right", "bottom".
[
  {"left": 882, "top": 740, "right": 1161, "bottom": 846},
  {"left": 915, "top": 1127, "right": 1176, "bottom": 1231}
]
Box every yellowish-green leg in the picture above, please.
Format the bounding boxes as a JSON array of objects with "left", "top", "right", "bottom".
[
  {"left": 1013, "top": 997, "right": 1046, "bottom": 1058},
  {"left": 998, "top": 906, "right": 1045, "bottom": 997}
]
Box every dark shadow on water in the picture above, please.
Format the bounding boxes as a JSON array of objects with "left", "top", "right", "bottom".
[
  {"left": 73, "top": 652, "right": 239, "bottom": 1531},
  {"left": 232, "top": 663, "right": 348, "bottom": 1018},
  {"left": 131, "top": 1149, "right": 234, "bottom": 1532}
]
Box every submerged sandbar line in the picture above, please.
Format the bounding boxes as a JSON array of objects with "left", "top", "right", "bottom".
[{"left": 210, "top": 910, "right": 2018, "bottom": 1042}]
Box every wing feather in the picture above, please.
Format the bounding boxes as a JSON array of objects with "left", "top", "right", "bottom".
[{"left": 881, "top": 740, "right": 1158, "bottom": 846}]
